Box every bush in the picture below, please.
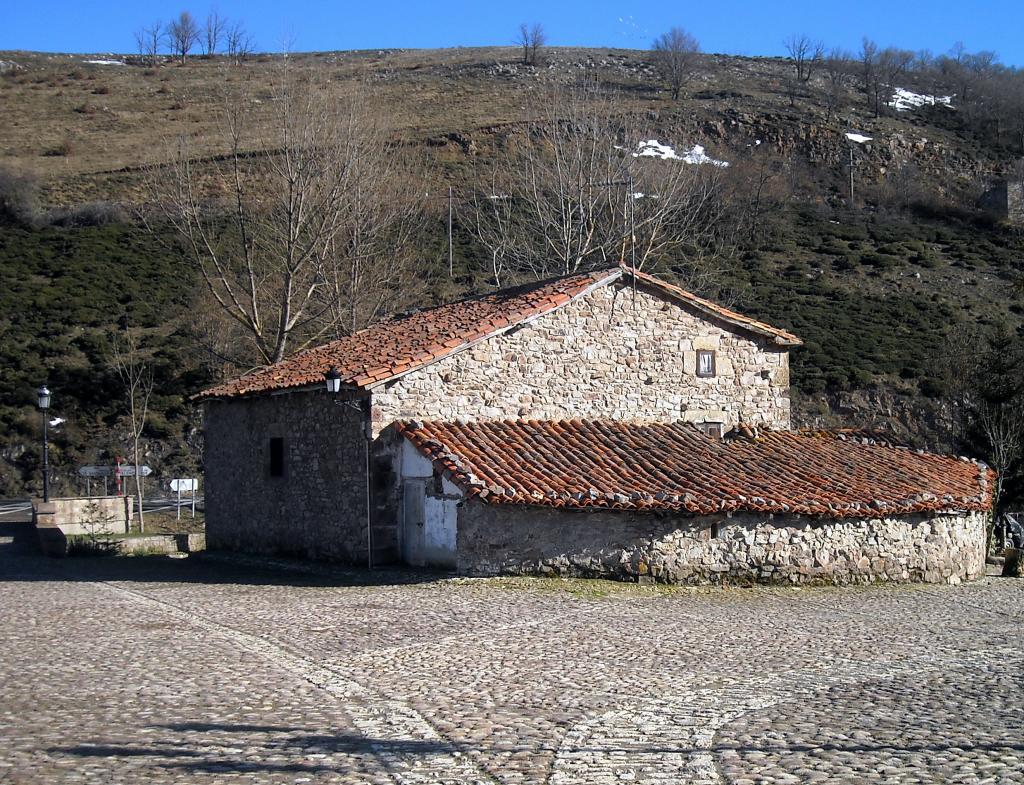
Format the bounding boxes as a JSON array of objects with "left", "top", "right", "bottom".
[
  {"left": 67, "top": 534, "right": 121, "bottom": 556},
  {"left": 0, "top": 166, "right": 40, "bottom": 226},
  {"left": 47, "top": 202, "right": 129, "bottom": 228}
]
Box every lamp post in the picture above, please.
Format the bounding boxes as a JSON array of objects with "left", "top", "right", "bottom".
[{"left": 37, "top": 384, "right": 51, "bottom": 503}]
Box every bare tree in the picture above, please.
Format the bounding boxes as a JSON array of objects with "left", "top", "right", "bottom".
[
  {"left": 651, "top": 27, "right": 701, "bottom": 100},
  {"left": 134, "top": 21, "right": 164, "bottom": 67},
  {"left": 859, "top": 37, "right": 881, "bottom": 115},
  {"left": 225, "top": 20, "right": 254, "bottom": 65},
  {"left": 202, "top": 10, "right": 227, "bottom": 56},
  {"left": 784, "top": 34, "right": 824, "bottom": 83},
  {"left": 145, "top": 69, "right": 427, "bottom": 366},
  {"left": 823, "top": 48, "right": 852, "bottom": 122},
  {"left": 471, "top": 83, "right": 734, "bottom": 288},
  {"left": 110, "top": 331, "right": 154, "bottom": 534},
  {"left": 516, "top": 23, "right": 546, "bottom": 66},
  {"left": 859, "top": 38, "right": 913, "bottom": 116},
  {"left": 944, "top": 323, "right": 1024, "bottom": 550},
  {"left": 167, "top": 11, "right": 200, "bottom": 64}
]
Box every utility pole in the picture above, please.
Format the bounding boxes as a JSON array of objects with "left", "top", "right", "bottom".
[
  {"left": 448, "top": 186, "right": 454, "bottom": 278},
  {"left": 849, "top": 145, "right": 856, "bottom": 203}
]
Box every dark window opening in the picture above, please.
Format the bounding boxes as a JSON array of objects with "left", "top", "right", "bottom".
[
  {"left": 696, "top": 349, "right": 716, "bottom": 378},
  {"left": 698, "top": 422, "right": 724, "bottom": 439},
  {"left": 269, "top": 437, "right": 285, "bottom": 477},
  {"left": 711, "top": 521, "right": 723, "bottom": 538}
]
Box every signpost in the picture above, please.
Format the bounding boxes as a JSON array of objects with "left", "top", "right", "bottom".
[
  {"left": 170, "top": 478, "right": 198, "bottom": 520},
  {"left": 117, "top": 466, "right": 153, "bottom": 477},
  {"left": 78, "top": 464, "right": 152, "bottom": 496}
]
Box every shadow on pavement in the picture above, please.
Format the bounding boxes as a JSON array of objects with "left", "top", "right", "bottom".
[
  {"left": 0, "top": 547, "right": 454, "bottom": 588},
  {"left": 51, "top": 724, "right": 467, "bottom": 777}
]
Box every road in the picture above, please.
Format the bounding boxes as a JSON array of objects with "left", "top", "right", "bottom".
[
  {"left": 0, "top": 541, "right": 1021, "bottom": 784},
  {"left": 0, "top": 497, "right": 203, "bottom": 521}
]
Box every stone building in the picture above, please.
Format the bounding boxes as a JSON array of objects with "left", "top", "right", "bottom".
[
  {"left": 198, "top": 265, "right": 992, "bottom": 583},
  {"left": 390, "top": 420, "right": 991, "bottom": 585},
  {"left": 979, "top": 173, "right": 1024, "bottom": 225}
]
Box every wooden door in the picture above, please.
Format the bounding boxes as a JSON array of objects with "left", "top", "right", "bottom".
[{"left": 401, "top": 480, "right": 426, "bottom": 566}]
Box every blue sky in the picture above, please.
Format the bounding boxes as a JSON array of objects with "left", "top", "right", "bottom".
[{"left": 4, "top": 1, "right": 1022, "bottom": 66}]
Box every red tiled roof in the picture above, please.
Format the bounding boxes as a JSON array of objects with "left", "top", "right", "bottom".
[
  {"left": 396, "top": 419, "right": 993, "bottom": 517},
  {"left": 197, "top": 266, "right": 799, "bottom": 400}
]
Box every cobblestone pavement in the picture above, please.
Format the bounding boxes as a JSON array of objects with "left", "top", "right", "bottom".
[{"left": 0, "top": 542, "right": 1021, "bottom": 784}]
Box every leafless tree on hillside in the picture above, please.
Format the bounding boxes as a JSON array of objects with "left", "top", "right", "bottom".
[
  {"left": 823, "top": 48, "right": 853, "bottom": 121},
  {"left": 651, "top": 27, "right": 701, "bottom": 100},
  {"left": 168, "top": 11, "right": 200, "bottom": 64},
  {"left": 784, "top": 34, "right": 823, "bottom": 83},
  {"left": 146, "top": 69, "right": 428, "bottom": 366},
  {"left": 110, "top": 330, "right": 154, "bottom": 534},
  {"left": 202, "top": 10, "right": 227, "bottom": 56},
  {"left": 225, "top": 21, "right": 254, "bottom": 64},
  {"left": 516, "top": 23, "right": 546, "bottom": 66},
  {"left": 134, "top": 21, "right": 164, "bottom": 67},
  {"left": 859, "top": 38, "right": 913, "bottom": 116},
  {"left": 944, "top": 323, "right": 1024, "bottom": 549},
  {"left": 470, "top": 83, "right": 734, "bottom": 289}
]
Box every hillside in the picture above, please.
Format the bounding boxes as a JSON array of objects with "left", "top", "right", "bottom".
[{"left": 0, "top": 46, "right": 1022, "bottom": 498}]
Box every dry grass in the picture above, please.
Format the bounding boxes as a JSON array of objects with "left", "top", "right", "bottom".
[{"left": 0, "top": 47, "right": 808, "bottom": 205}]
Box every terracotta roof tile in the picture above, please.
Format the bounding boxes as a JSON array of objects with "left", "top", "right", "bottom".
[
  {"left": 197, "top": 269, "right": 619, "bottom": 400},
  {"left": 396, "top": 420, "right": 993, "bottom": 517},
  {"left": 196, "top": 265, "right": 800, "bottom": 401}
]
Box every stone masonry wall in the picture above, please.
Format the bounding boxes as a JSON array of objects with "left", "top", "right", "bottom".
[
  {"left": 457, "top": 504, "right": 987, "bottom": 585},
  {"left": 371, "top": 281, "right": 790, "bottom": 436},
  {"left": 203, "top": 392, "right": 370, "bottom": 562}
]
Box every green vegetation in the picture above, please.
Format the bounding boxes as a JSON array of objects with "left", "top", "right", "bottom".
[
  {"left": 0, "top": 217, "right": 209, "bottom": 495},
  {"left": 716, "top": 206, "right": 1024, "bottom": 398}
]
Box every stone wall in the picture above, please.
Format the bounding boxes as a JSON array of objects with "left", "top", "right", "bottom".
[
  {"left": 32, "top": 496, "right": 132, "bottom": 536},
  {"left": 457, "top": 503, "right": 987, "bottom": 585},
  {"left": 979, "top": 180, "right": 1024, "bottom": 225},
  {"left": 372, "top": 281, "right": 791, "bottom": 436},
  {"left": 203, "top": 392, "right": 370, "bottom": 562}
]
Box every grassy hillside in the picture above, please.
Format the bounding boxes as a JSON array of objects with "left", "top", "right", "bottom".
[{"left": 1, "top": 46, "right": 1022, "bottom": 497}]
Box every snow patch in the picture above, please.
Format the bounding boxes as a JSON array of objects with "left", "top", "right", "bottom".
[
  {"left": 84, "top": 59, "right": 125, "bottom": 66},
  {"left": 845, "top": 132, "right": 873, "bottom": 144},
  {"left": 630, "top": 139, "right": 729, "bottom": 167},
  {"left": 889, "top": 88, "right": 952, "bottom": 112}
]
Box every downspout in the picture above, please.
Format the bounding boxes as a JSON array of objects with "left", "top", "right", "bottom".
[{"left": 363, "top": 398, "right": 373, "bottom": 570}]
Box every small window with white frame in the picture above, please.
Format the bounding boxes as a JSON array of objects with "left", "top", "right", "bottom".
[{"left": 696, "top": 349, "right": 716, "bottom": 378}]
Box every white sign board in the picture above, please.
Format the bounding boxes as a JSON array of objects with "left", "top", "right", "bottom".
[
  {"left": 170, "top": 479, "right": 197, "bottom": 492},
  {"left": 118, "top": 465, "right": 153, "bottom": 477}
]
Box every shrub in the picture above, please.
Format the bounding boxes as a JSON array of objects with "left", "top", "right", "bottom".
[
  {"left": 47, "top": 202, "right": 129, "bottom": 228},
  {"left": 0, "top": 166, "right": 40, "bottom": 226},
  {"left": 42, "top": 137, "right": 75, "bottom": 157}
]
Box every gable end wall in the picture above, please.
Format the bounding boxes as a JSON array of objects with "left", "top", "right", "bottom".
[{"left": 371, "top": 282, "right": 790, "bottom": 434}]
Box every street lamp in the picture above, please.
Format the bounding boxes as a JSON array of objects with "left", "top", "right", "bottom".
[
  {"left": 37, "top": 384, "right": 51, "bottom": 503},
  {"left": 324, "top": 367, "right": 342, "bottom": 395}
]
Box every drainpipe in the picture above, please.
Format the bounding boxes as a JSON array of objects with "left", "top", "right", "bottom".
[{"left": 363, "top": 399, "right": 373, "bottom": 570}]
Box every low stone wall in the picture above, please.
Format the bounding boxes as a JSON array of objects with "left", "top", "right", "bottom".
[
  {"left": 33, "top": 496, "right": 132, "bottom": 536},
  {"left": 116, "top": 533, "right": 207, "bottom": 555},
  {"left": 457, "top": 504, "right": 987, "bottom": 585}
]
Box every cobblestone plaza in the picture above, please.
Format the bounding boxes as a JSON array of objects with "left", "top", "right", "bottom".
[{"left": 1, "top": 546, "right": 1021, "bottom": 784}]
